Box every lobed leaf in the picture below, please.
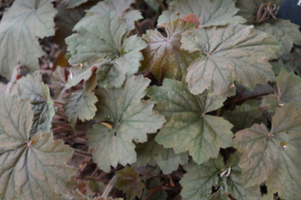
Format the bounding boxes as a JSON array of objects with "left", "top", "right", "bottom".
[
  {"left": 223, "top": 100, "right": 266, "bottom": 133},
  {"left": 88, "top": 75, "right": 165, "bottom": 172},
  {"left": 66, "top": 11, "right": 127, "bottom": 65},
  {"left": 12, "top": 72, "right": 55, "bottom": 139},
  {"left": 61, "top": 0, "right": 88, "bottom": 9},
  {"left": 135, "top": 134, "right": 189, "bottom": 174},
  {"left": 147, "top": 79, "right": 233, "bottom": 164},
  {"left": 180, "top": 156, "right": 223, "bottom": 200},
  {"left": 51, "top": 66, "right": 67, "bottom": 99},
  {"left": 86, "top": 0, "right": 142, "bottom": 31},
  {"left": 181, "top": 24, "right": 279, "bottom": 96},
  {"left": 54, "top": 2, "right": 96, "bottom": 47},
  {"left": 158, "top": 0, "right": 246, "bottom": 28},
  {"left": 115, "top": 166, "right": 145, "bottom": 200},
  {"left": 66, "top": 12, "right": 146, "bottom": 88},
  {"left": 0, "top": 0, "right": 57, "bottom": 79},
  {"left": 0, "top": 94, "right": 77, "bottom": 200},
  {"left": 261, "top": 68, "right": 301, "bottom": 112},
  {"left": 219, "top": 152, "right": 261, "bottom": 200},
  {"left": 144, "top": 0, "right": 160, "bottom": 12},
  {"left": 62, "top": 189, "right": 123, "bottom": 200},
  {"left": 233, "top": 102, "right": 301, "bottom": 199},
  {"left": 255, "top": 19, "right": 301, "bottom": 55},
  {"left": 64, "top": 75, "right": 98, "bottom": 128},
  {"left": 141, "top": 178, "right": 167, "bottom": 200},
  {"left": 65, "top": 60, "right": 112, "bottom": 89},
  {"left": 141, "top": 18, "right": 199, "bottom": 79}
]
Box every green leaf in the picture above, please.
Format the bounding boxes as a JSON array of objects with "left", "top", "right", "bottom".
[
  {"left": 147, "top": 79, "right": 233, "bottom": 164},
  {"left": 87, "top": 0, "right": 142, "bottom": 31},
  {"left": 66, "top": 12, "right": 146, "bottom": 88},
  {"left": 141, "top": 18, "right": 199, "bottom": 79},
  {"left": 255, "top": 19, "right": 301, "bottom": 55},
  {"left": 233, "top": 102, "right": 301, "bottom": 199},
  {"left": 63, "top": 189, "right": 122, "bottom": 200},
  {"left": 64, "top": 75, "right": 98, "bottom": 128},
  {"left": 115, "top": 166, "right": 145, "bottom": 200},
  {"left": 96, "top": 35, "right": 147, "bottom": 88},
  {"left": 66, "top": 60, "right": 112, "bottom": 89},
  {"left": 54, "top": 2, "right": 96, "bottom": 47},
  {"left": 0, "top": 94, "right": 77, "bottom": 200},
  {"left": 88, "top": 75, "right": 165, "bottom": 172},
  {"left": 62, "top": 189, "right": 88, "bottom": 200},
  {"left": 270, "top": 62, "right": 293, "bottom": 75},
  {"left": 181, "top": 24, "right": 279, "bottom": 96},
  {"left": 12, "top": 72, "right": 55, "bottom": 139},
  {"left": 235, "top": 0, "right": 282, "bottom": 24},
  {"left": 261, "top": 68, "right": 301, "bottom": 112},
  {"left": 66, "top": 11, "right": 127, "bottom": 65},
  {"left": 223, "top": 100, "right": 266, "bottom": 133},
  {"left": 144, "top": 0, "right": 160, "bottom": 12},
  {"left": 219, "top": 152, "right": 261, "bottom": 200},
  {"left": 157, "top": 0, "right": 246, "bottom": 27},
  {"left": 135, "top": 134, "right": 189, "bottom": 174},
  {"left": 51, "top": 66, "right": 67, "bottom": 99},
  {"left": 67, "top": 35, "right": 146, "bottom": 89},
  {"left": 210, "top": 189, "right": 229, "bottom": 200},
  {"left": 117, "top": 35, "right": 147, "bottom": 76},
  {"left": 0, "top": 0, "right": 57, "bottom": 79},
  {"left": 281, "top": 52, "right": 301, "bottom": 76},
  {"left": 61, "top": 0, "right": 88, "bottom": 9},
  {"left": 141, "top": 178, "right": 167, "bottom": 200},
  {"left": 180, "top": 156, "right": 223, "bottom": 200},
  {"left": 95, "top": 61, "right": 125, "bottom": 88}
]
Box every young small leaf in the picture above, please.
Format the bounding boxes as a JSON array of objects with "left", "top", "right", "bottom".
[
  {"left": 115, "top": 166, "right": 145, "bottom": 200},
  {"left": 141, "top": 18, "right": 199, "bottom": 79},
  {"left": 147, "top": 79, "right": 233, "bottom": 164},
  {"left": 64, "top": 75, "right": 98, "bottom": 128},
  {"left": 87, "top": 75, "right": 165, "bottom": 172},
  {"left": 181, "top": 24, "right": 279, "bottom": 96}
]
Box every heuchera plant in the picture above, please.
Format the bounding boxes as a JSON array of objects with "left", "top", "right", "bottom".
[{"left": 0, "top": 0, "right": 301, "bottom": 199}]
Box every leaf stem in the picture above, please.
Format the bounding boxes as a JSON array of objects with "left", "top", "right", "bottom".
[
  {"left": 135, "top": 21, "right": 143, "bottom": 36},
  {"left": 53, "top": 100, "right": 65, "bottom": 106},
  {"left": 73, "top": 149, "right": 92, "bottom": 157},
  {"left": 156, "top": 0, "right": 167, "bottom": 10},
  {"left": 167, "top": 174, "right": 175, "bottom": 187},
  {"left": 224, "top": 92, "right": 271, "bottom": 105},
  {"left": 144, "top": 190, "right": 157, "bottom": 200},
  {"left": 62, "top": 133, "right": 86, "bottom": 141},
  {"left": 76, "top": 176, "right": 102, "bottom": 181},
  {"left": 102, "top": 175, "right": 118, "bottom": 199}
]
